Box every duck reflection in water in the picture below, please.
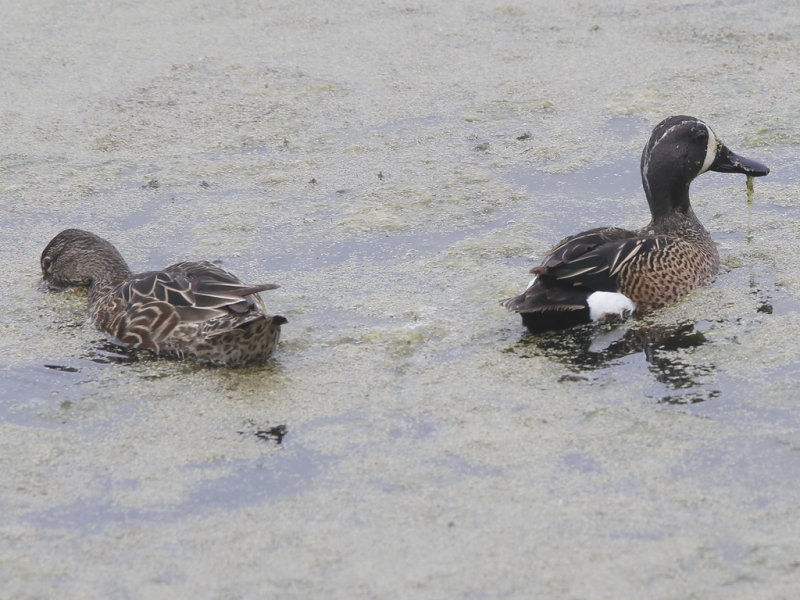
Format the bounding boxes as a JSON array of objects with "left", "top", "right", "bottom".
[{"left": 509, "top": 321, "right": 719, "bottom": 404}]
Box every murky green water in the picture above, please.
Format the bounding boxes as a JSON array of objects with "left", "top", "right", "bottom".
[{"left": 3, "top": 1, "right": 800, "bottom": 598}]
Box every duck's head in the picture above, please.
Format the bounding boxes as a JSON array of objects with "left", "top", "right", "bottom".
[
  {"left": 641, "top": 115, "right": 769, "bottom": 220},
  {"left": 41, "top": 229, "right": 131, "bottom": 289}
]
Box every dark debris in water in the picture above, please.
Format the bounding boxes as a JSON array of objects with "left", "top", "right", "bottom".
[
  {"left": 256, "top": 425, "right": 288, "bottom": 444},
  {"left": 44, "top": 364, "right": 80, "bottom": 373},
  {"left": 239, "top": 420, "right": 288, "bottom": 445},
  {"left": 84, "top": 340, "right": 139, "bottom": 365}
]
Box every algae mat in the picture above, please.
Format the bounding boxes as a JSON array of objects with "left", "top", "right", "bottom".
[{"left": 2, "top": 1, "right": 800, "bottom": 598}]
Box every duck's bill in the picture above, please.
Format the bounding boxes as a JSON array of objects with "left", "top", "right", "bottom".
[
  {"left": 711, "top": 146, "right": 770, "bottom": 177},
  {"left": 38, "top": 278, "right": 65, "bottom": 292}
]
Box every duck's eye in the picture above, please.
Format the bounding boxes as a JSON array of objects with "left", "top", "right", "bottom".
[{"left": 42, "top": 256, "right": 53, "bottom": 272}]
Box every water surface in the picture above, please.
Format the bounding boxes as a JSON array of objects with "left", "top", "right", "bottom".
[{"left": 2, "top": 1, "right": 800, "bottom": 598}]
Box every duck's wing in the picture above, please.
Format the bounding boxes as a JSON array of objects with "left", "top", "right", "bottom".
[
  {"left": 533, "top": 227, "right": 672, "bottom": 292},
  {"left": 122, "top": 261, "right": 279, "bottom": 321}
]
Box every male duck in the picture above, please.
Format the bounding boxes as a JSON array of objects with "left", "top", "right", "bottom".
[
  {"left": 502, "top": 115, "right": 769, "bottom": 333},
  {"left": 41, "top": 229, "right": 287, "bottom": 366}
]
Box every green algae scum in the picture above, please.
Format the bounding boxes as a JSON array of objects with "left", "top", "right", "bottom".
[{"left": 2, "top": 1, "right": 800, "bottom": 598}]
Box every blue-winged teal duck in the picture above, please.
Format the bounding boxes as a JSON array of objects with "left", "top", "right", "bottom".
[
  {"left": 502, "top": 115, "right": 769, "bottom": 332},
  {"left": 41, "top": 229, "right": 287, "bottom": 366}
]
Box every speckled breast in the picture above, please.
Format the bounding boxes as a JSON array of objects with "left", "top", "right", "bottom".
[{"left": 617, "top": 238, "right": 720, "bottom": 312}]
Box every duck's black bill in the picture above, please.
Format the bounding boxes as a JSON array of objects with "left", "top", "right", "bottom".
[{"left": 711, "top": 146, "right": 770, "bottom": 177}]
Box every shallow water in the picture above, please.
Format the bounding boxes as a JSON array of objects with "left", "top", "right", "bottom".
[{"left": 3, "top": 1, "right": 800, "bottom": 598}]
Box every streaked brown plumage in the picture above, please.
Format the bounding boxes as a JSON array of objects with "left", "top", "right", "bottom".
[
  {"left": 502, "top": 116, "right": 770, "bottom": 333},
  {"left": 41, "top": 229, "right": 286, "bottom": 366}
]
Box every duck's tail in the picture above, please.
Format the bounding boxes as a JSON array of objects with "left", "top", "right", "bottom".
[{"left": 502, "top": 278, "right": 633, "bottom": 333}]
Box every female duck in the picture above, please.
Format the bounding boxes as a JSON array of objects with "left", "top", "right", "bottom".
[
  {"left": 502, "top": 115, "right": 769, "bottom": 332},
  {"left": 41, "top": 229, "right": 287, "bottom": 366}
]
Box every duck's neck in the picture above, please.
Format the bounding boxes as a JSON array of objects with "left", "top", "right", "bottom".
[
  {"left": 643, "top": 173, "right": 691, "bottom": 219},
  {"left": 646, "top": 207, "right": 707, "bottom": 236},
  {"left": 87, "top": 259, "right": 132, "bottom": 304},
  {"left": 642, "top": 161, "right": 707, "bottom": 235}
]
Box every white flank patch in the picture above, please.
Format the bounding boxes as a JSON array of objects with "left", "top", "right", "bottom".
[
  {"left": 587, "top": 291, "right": 635, "bottom": 322},
  {"left": 698, "top": 122, "right": 718, "bottom": 175},
  {"left": 526, "top": 275, "right": 537, "bottom": 291}
]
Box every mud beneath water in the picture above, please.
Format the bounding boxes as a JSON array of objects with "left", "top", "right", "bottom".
[{"left": 2, "top": 1, "right": 800, "bottom": 598}]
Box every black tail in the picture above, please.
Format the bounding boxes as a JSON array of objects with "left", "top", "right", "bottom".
[{"left": 502, "top": 279, "right": 592, "bottom": 333}]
